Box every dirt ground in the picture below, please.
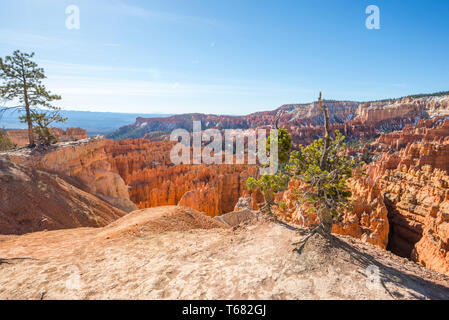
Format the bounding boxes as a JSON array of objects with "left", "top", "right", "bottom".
[{"left": 1, "top": 206, "right": 449, "bottom": 300}]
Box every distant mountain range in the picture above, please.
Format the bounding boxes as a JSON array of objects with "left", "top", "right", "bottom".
[{"left": 0, "top": 110, "right": 171, "bottom": 136}]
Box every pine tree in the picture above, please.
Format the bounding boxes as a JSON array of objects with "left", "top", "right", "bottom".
[
  {"left": 0, "top": 50, "right": 63, "bottom": 146},
  {"left": 247, "top": 92, "right": 361, "bottom": 243},
  {"left": 287, "top": 92, "right": 358, "bottom": 241},
  {"left": 20, "top": 110, "right": 67, "bottom": 145}
]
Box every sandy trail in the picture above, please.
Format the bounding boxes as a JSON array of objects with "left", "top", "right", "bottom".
[{"left": 1, "top": 206, "right": 449, "bottom": 300}]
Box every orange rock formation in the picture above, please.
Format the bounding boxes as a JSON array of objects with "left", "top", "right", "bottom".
[
  {"left": 339, "top": 118, "right": 449, "bottom": 275},
  {"left": 105, "top": 139, "right": 258, "bottom": 217},
  {"left": 6, "top": 127, "right": 87, "bottom": 147},
  {"left": 8, "top": 137, "right": 136, "bottom": 212}
]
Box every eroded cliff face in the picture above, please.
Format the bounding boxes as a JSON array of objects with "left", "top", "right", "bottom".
[
  {"left": 7, "top": 138, "right": 136, "bottom": 213},
  {"left": 6, "top": 128, "right": 87, "bottom": 148},
  {"left": 110, "top": 95, "right": 449, "bottom": 147},
  {"left": 338, "top": 118, "right": 449, "bottom": 275},
  {"left": 359, "top": 148, "right": 449, "bottom": 275},
  {"left": 104, "top": 139, "right": 258, "bottom": 217},
  {"left": 270, "top": 117, "right": 449, "bottom": 277},
  {"left": 356, "top": 96, "right": 449, "bottom": 124}
]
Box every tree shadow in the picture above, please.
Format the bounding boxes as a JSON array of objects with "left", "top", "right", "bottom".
[
  {"left": 295, "top": 234, "right": 449, "bottom": 300},
  {"left": 333, "top": 236, "right": 449, "bottom": 299}
]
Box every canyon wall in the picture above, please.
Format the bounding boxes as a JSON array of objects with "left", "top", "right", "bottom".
[
  {"left": 109, "top": 101, "right": 360, "bottom": 140},
  {"left": 270, "top": 117, "right": 449, "bottom": 278},
  {"left": 340, "top": 118, "right": 449, "bottom": 275},
  {"left": 356, "top": 96, "right": 449, "bottom": 124},
  {"left": 105, "top": 139, "right": 258, "bottom": 217},
  {"left": 6, "top": 127, "right": 87, "bottom": 147},
  {"left": 358, "top": 150, "right": 449, "bottom": 275}
]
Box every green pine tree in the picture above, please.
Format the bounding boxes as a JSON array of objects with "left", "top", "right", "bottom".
[
  {"left": 0, "top": 50, "right": 64, "bottom": 147},
  {"left": 246, "top": 126, "right": 292, "bottom": 216},
  {"left": 287, "top": 92, "right": 359, "bottom": 241}
]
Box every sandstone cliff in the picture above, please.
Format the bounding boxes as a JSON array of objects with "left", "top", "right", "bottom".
[
  {"left": 327, "top": 116, "right": 449, "bottom": 275},
  {"left": 377, "top": 118, "right": 449, "bottom": 151},
  {"left": 356, "top": 96, "right": 449, "bottom": 124},
  {"left": 6, "top": 127, "right": 87, "bottom": 148},
  {"left": 359, "top": 150, "right": 449, "bottom": 276},
  {"left": 105, "top": 139, "right": 258, "bottom": 217},
  {"left": 7, "top": 138, "right": 136, "bottom": 213}
]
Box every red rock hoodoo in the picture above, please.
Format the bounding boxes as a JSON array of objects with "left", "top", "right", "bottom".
[{"left": 104, "top": 139, "right": 258, "bottom": 217}]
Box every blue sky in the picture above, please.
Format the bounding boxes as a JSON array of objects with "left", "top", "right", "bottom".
[{"left": 0, "top": 0, "right": 448, "bottom": 115}]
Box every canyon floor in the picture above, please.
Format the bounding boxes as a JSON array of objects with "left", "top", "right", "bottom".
[{"left": 1, "top": 206, "right": 449, "bottom": 300}]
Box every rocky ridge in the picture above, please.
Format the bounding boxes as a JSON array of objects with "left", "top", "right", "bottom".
[
  {"left": 110, "top": 95, "right": 449, "bottom": 147},
  {"left": 0, "top": 157, "right": 126, "bottom": 235},
  {"left": 6, "top": 128, "right": 87, "bottom": 148}
]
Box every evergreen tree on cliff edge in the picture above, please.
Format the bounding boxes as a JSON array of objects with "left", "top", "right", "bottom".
[
  {"left": 0, "top": 50, "right": 65, "bottom": 147},
  {"left": 248, "top": 92, "right": 360, "bottom": 246}
]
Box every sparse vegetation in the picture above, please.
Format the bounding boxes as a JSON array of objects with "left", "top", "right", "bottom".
[
  {"left": 0, "top": 128, "right": 16, "bottom": 151},
  {"left": 247, "top": 92, "right": 362, "bottom": 240},
  {"left": 246, "top": 127, "right": 292, "bottom": 216},
  {"left": 369, "top": 90, "right": 449, "bottom": 103},
  {"left": 22, "top": 110, "right": 67, "bottom": 145},
  {"left": 107, "top": 126, "right": 151, "bottom": 140}
]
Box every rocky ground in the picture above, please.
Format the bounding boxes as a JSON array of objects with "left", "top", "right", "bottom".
[{"left": 1, "top": 206, "right": 449, "bottom": 300}]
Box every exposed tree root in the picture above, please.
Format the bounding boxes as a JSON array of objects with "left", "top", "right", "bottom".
[
  {"left": 258, "top": 202, "right": 304, "bottom": 231},
  {"left": 292, "top": 223, "right": 333, "bottom": 253}
]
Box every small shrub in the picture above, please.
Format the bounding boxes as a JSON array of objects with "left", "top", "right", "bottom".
[{"left": 0, "top": 129, "right": 16, "bottom": 151}]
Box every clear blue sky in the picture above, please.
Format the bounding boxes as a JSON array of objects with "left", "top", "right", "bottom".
[{"left": 0, "top": 0, "right": 448, "bottom": 115}]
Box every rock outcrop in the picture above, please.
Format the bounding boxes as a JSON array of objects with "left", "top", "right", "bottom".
[
  {"left": 339, "top": 117, "right": 449, "bottom": 275},
  {"left": 361, "top": 153, "right": 449, "bottom": 275},
  {"left": 377, "top": 118, "right": 449, "bottom": 151},
  {"left": 213, "top": 209, "right": 258, "bottom": 227},
  {"left": 6, "top": 128, "right": 87, "bottom": 147},
  {"left": 356, "top": 96, "right": 449, "bottom": 124},
  {"left": 7, "top": 138, "right": 136, "bottom": 213}
]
